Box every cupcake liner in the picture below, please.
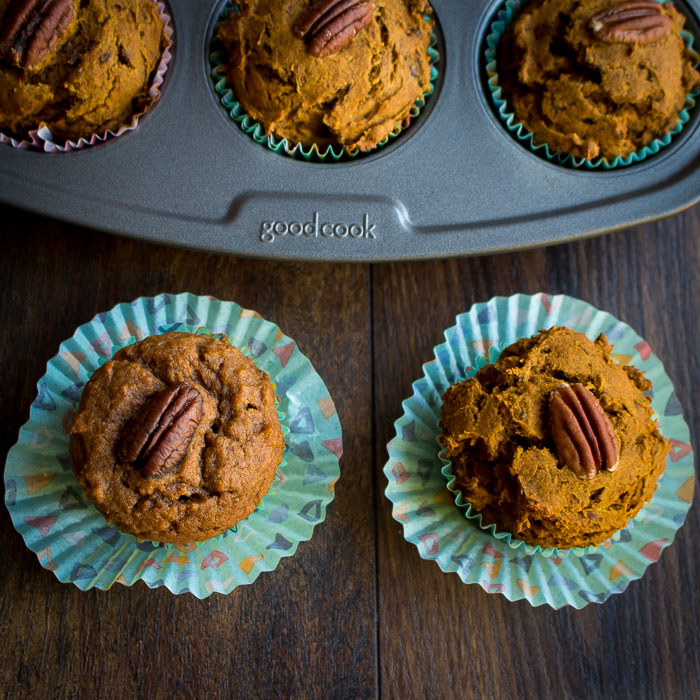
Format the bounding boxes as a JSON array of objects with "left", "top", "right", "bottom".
[
  {"left": 384, "top": 293, "right": 694, "bottom": 608},
  {"left": 4, "top": 293, "right": 343, "bottom": 597},
  {"left": 438, "top": 342, "right": 623, "bottom": 559},
  {"left": 0, "top": 1, "right": 173, "bottom": 153},
  {"left": 485, "top": 0, "right": 700, "bottom": 169},
  {"left": 209, "top": 2, "right": 439, "bottom": 162}
]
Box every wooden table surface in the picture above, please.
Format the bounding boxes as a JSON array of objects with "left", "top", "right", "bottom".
[{"left": 1, "top": 202, "right": 698, "bottom": 700}]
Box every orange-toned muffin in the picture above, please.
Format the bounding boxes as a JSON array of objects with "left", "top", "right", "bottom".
[
  {"left": 439, "top": 327, "right": 669, "bottom": 548},
  {"left": 497, "top": 0, "right": 700, "bottom": 160},
  {"left": 69, "top": 333, "right": 285, "bottom": 544},
  {"left": 0, "top": 0, "right": 165, "bottom": 140},
  {"left": 215, "top": 0, "right": 434, "bottom": 151}
]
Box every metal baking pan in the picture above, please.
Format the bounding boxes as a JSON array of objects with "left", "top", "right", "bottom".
[{"left": 1, "top": 0, "right": 698, "bottom": 261}]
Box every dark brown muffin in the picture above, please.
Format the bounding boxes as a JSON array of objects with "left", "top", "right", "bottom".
[
  {"left": 69, "top": 333, "right": 285, "bottom": 544},
  {"left": 439, "top": 327, "right": 669, "bottom": 549},
  {"left": 497, "top": 0, "right": 700, "bottom": 160},
  {"left": 0, "top": 0, "right": 166, "bottom": 141},
  {"left": 215, "top": 0, "right": 433, "bottom": 151}
]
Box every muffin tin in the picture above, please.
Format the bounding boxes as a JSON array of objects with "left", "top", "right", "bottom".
[{"left": 0, "top": 0, "right": 698, "bottom": 262}]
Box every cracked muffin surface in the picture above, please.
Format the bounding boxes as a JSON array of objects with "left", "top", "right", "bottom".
[
  {"left": 497, "top": 0, "right": 700, "bottom": 160},
  {"left": 439, "top": 327, "right": 669, "bottom": 549},
  {"left": 69, "top": 332, "right": 285, "bottom": 544},
  {"left": 215, "top": 0, "right": 433, "bottom": 151},
  {"left": 0, "top": 0, "right": 165, "bottom": 140}
]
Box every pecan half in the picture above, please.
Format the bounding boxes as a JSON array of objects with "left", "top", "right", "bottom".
[
  {"left": 0, "top": 0, "right": 75, "bottom": 69},
  {"left": 118, "top": 384, "right": 204, "bottom": 478},
  {"left": 549, "top": 383, "right": 620, "bottom": 480},
  {"left": 589, "top": 1, "right": 672, "bottom": 45},
  {"left": 294, "top": 0, "right": 374, "bottom": 58}
]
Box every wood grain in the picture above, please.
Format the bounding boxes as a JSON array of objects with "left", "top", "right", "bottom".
[
  {"left": 373, "top": 205, "right": 700, "bottom": 700},
  {"left": 1, "top": 202, "right": 698, "bottom": 699},
  {"left": 0, "top": 206, "right": 376, "bottom": 699}
]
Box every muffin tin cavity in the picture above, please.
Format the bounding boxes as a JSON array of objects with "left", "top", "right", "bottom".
[
  {"left": 0, "top": 0, "right": 175, "bottom": 153},
  {"left": 480, "top": 0, "right": 700, "bottom": 170},
  {"left": 205, "top": 0, "right": 444, "bottom": 163},
  {"left": 1, "top": 0, "right": 700, "bottom": 260}
]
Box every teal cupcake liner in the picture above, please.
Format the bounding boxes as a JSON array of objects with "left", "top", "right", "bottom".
[
  {"left": 209, "top": 2, "right": 439, "bottom": 162},
  {"left": 485, "top": 0, "right": 700, "bottom": 169},
  {"left": 4, "top": 293, "right": 343, "bottom": 597},
  {"left": 384, "top": 293, "right": 694, "bottom": 609},
  {"left": 438, "top": 342, "right": 623, "bottom": 559}
]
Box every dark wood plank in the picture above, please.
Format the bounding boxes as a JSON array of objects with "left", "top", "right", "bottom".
[
  {"left": 373, "top": 206, "right": 700, "bottom": 700},
  {"left": 4, "top": 199, "right": 700, "bottom": 700},
  {"left": 0, "top": 206, "right": 376, "bottom": 700}
]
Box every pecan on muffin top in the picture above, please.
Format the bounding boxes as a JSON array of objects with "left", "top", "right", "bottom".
[
  {"left": 440, "top": 327, "right": 669, "bottom": 549},
  {"left": 0, "top": 0, "right": 166, "bottom": 140},
  {"left": 69, "top": 333, "right": 285, "bottom": 544},
  {"left": 215, "top": 0, "right": 434, "bottom": 151},
  {"left": 497, "top": 0, "right": 700, "bottom": 160}
]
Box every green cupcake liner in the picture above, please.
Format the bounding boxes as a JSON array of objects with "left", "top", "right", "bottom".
[
  {"left": 438, "top": 342, "right": 624, "bottom": 559},
  {"left": 209, "top": 2, "right": 439, "bottom": 162},
  {"left": 384, "top": 293, "right": 694, "bottom": 609},
  {"left": 485, "top": 0, "right": 700, "bottom": 169},
  {"left": 4, "top": 293, "right": 343, "bottom": 597}
]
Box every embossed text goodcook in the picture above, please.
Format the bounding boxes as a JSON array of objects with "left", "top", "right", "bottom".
[{"left": 260, "top": 213, "right": 376, "bottom": 243}]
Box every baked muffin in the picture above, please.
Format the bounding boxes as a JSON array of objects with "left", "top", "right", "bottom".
[
  {"left": 0, "top": 0, "right": 166, "bottom": 141},
  {"left": 215, "top": 0, "right": 434, "bottom": 151},
  {"left": 69, "top": 332, "right": 285, "bottom": 544},
  {"left": 439, "top": 327, "right": 669, "bottom": 549},
  {"left": 497, "top": 0, "right": 700, "bottom": 160}
]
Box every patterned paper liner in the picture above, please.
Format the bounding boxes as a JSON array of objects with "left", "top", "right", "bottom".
[
  {"left": 485, "top": 0, "right": 700, "bottom": 169},
  {"left": 4, "top": 293, "right": 343, "bottom": 597},
  {"left": 384, "top": 293, "right": 694, "bottom": 609},
  {"left": 0, "top": 1, "right": 173, "bottom": 153},
  {"left": 209, "top": 2, "right": 439, "bottom": 162}
]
